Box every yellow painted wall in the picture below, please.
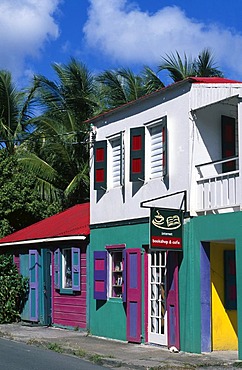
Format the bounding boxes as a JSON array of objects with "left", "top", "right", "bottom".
[{"left": 211, "top": 242, "right": 237, "bottom": 350}]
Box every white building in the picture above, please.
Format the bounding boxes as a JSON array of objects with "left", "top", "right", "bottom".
[{"left": 88, "top": 77, "right": 242, "bottom": 356}]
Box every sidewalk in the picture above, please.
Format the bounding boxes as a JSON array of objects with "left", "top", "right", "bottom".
[{"left": 0, "top": 323, "right": 240, "bottom": 369}]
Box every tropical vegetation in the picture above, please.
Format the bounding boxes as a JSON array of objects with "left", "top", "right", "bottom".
[{"left": 0, "top": 47, "right": 224, "bottom": 322}]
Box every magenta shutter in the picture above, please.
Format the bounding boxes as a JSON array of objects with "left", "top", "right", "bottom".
[
  {"left": 72, "top": 248, "right": 81, "bottom": 291},
  {"left": 94, "top": 251, "right": 107, "bottom": 300},
  {"left": 122, "top": 249, "right": 127, "bottom": 302},
  {"left": 126, "top": 249, "right": 141, "bottom": 343},
  {"left": 54, "top": 249, "right": 60, "bottom": 289},
  {"left": 167, "top": 251, "right": 180, "bottom": 350},
  {"left": 29, "top": 250, "right": 39, "bottom": 322}
]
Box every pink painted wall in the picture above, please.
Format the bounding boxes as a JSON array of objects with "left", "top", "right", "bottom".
[
  {"left": 13, "top": 254, "right": 20, "bottom": 273},
  {"left": 52, "top": 247, "right": 87, "bottom": 329}
]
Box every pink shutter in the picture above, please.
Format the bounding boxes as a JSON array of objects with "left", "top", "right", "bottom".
[
  {"left": 167, "top": 251, "right": 180, "bottom": 350},
  {"left": 94, "top": 251, "right": 107, "bottom": 300}
]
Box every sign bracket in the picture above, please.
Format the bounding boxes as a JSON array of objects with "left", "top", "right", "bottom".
[{"left": 140, "top": 190, "right": 188, "bottom": 215}]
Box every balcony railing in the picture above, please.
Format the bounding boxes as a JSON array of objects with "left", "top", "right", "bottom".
[{"left": 196, "top": 156, "right": 239, "bottom": 212}]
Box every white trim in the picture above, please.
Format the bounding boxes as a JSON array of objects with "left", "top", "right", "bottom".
[{"left": 0, "top": 235, "right": 87, "bottom": 247}]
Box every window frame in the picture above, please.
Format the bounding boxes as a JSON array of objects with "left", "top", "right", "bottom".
[
  {"left": 54, "top": 247, "right": 81, "bottom": 295},
  {"left": 106, "top": 245, "right": 126, "bottom": 299}
]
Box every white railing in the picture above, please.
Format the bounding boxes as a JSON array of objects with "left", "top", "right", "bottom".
[{"left": 196, "top": 156, "right": 240, "bottom": 212}]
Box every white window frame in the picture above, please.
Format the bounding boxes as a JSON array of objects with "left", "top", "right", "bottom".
[{"left": 107, "top": 249, "right": 123, "bottom": 299}]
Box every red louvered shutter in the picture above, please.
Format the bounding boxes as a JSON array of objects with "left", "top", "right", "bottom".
[
  {"left": 94, "top": 140, "right": 107, "bottom": 190},
  {"left": 130, "top": 127, "right": 145, "bottom": 182}
]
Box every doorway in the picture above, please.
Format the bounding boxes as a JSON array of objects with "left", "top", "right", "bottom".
[
  {"left": 148, "top": 251, "right": 167, "bottom": 345},
  {"left": 201, "top": 242, "right": 238, "bottom": 351}
]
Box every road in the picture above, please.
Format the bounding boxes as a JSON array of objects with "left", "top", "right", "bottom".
[{"left": 0, "top": 338, "right": 110, "bottom": 370}]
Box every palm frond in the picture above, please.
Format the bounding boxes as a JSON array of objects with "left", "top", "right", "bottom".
[
  {"left": 158, "top": 51, "right": 195, "bottom": 82},
  {"left": 142, "top": 66, "right": 164, "bottom": 93},
  {"left": 195, "top": 48, "right": 223, "bottom": 77}
]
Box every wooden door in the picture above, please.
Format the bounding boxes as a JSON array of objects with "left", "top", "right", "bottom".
[{"left": 29, "top": 250, "right": 39, "bottom": 322}]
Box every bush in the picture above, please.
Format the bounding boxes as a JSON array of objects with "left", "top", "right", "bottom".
[{"left": 0, "top": 254, "right": 28, "bottom": 323}]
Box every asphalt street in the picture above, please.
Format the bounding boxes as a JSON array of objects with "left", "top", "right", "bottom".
[{"left": 0, "top": 338, "right": 110, "bottom": 370}]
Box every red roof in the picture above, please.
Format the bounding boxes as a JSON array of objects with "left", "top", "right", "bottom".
[
  {"left": 188, "top": 77, "right": 242, "bottom": 84},
  {"left": 0, "top": 203, "right": 90, "bottom": 245}
]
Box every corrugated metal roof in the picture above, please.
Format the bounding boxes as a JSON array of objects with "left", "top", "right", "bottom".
[
  {"left": 0, "top": 203, "right": 90, "bottom": 245},
  {"left": 87, "top": 77, "right": 242, "bottom": 124}
]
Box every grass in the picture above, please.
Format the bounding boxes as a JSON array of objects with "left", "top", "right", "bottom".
[
  {"left": 46, "top": 342, "right": 63, "bottom": 353},
  {"left": 233, "top": 362, "right": 242, "bottom": 368}
]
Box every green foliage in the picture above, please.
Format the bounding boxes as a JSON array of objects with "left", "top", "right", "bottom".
[
  {"left": 46, "top": 342, "right": 63, "bottom": 353},
  {"left": 0, "top": 254, "right": 28, "bottom": 323},
  {"left": 158, "top": 48, "right": 223, "bottom": 82},
  {"left": 0, "top": 150, "right": 62, "bottom": 236}
]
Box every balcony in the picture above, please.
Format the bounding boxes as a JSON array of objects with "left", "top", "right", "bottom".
[{"left": 196, "top": 156, "right": 240, "bottom": 213}]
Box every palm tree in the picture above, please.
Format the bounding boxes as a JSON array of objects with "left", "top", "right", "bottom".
[
  {"left": 194, "top": 48, "right": 223, "bottom": 77},
  {"left": 158, "top": 48, "right": 223, "bottom": 83},
  {"left": 18, "top": 110, "right": 90, "bottom": 206},
  {"left": 142, "top": 66, "right": 164, "bottom": 94},
  {"left": 158, "top": 51, "right": 195, "bottom": 82},
  {"left": 0, "top": 70, "right": 36, "bottom": 154},
  {"left": 18, "top": 59, "right": 98, "bottom": 207},
  {"left": 33, "top": 58, "right": 100, "bottom": 122},
  {"left": 96, "top": 68, "right": 147, "bottom": 110}
]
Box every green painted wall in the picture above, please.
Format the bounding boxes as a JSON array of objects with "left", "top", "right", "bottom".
[
  {"left": 180, "top": 211, "right": 242, "bottom": 358},
  {"left": 89, "top": 222, "right": 149, "bottom": 341}
]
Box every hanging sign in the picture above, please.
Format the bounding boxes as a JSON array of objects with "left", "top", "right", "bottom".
[{"left": 150, "top": 208, "right": 183, "bottom": 250}]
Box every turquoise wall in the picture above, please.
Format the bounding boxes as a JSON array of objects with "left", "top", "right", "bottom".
[
  {"left": 180, "top": 212, "right": 242, "bottom": 358},
  {"left": 89, "top": 222, "right": 149, "bottom": 341}
]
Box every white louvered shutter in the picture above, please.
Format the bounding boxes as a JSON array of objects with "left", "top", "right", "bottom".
[
  {"left": 150, "top": 124, "right": 163, "bottom": 179},
  {"left": 111, "top": 137, "right": 121, "bottom": 187}
]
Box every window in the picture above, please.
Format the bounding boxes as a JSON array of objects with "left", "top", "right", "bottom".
[
  {"left": 129, "top": 117, "right": 167, "bottom": 183},
  {"left": 148, "top": 121, "right": 167, "bottom": 179},
  {"left": 94, "top": 134, "right": 124, "bottom": 190},
  {"left": 62, "top": 249, "right": 72, "bottom": 288},
  {"left": 108, "top": 249, "right": 124, "bottom": 298},
  {"left": 110, "top": 134, "right": 123, "bottom": 188},
  {"left": 93, "top": 245, "right": 126, "bottom": 301},
  {"left": 54, "top": 248, "right": 81, "bottom": 293}
]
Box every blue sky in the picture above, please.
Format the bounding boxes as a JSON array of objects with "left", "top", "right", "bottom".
[{"left": 1, "top": 0, "right": 242, "bottom": 87}]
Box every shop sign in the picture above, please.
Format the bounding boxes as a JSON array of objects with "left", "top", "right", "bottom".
[{"left": 150, "top": 208, "right": 183, "bottom": 250}]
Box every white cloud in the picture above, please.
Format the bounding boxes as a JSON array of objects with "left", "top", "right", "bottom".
[
  {"left": 0, "top": 0, "right": 60, "bottom": 79},
  {"left": 83, "top": 0, "right": 242, "bottom": 78}
]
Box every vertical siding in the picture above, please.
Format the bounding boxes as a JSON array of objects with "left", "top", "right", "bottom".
[{"left": 52, "top": 246, "right": 87, "bottom": 329}]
